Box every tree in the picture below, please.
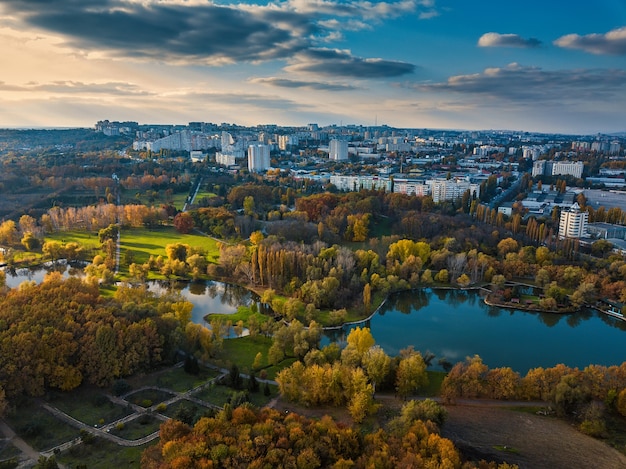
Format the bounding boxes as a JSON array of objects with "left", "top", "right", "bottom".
[
  {"left": 243, "top": 195, "right": 256, "bottom": 216},
  {"left": 395, "top": 350, "right": 428, "bottom": 399},
  {"left": 0, "top": 220, "right": 18, "bottom": 245},
  {"left": 363, "top": 345, "right": 391, "bottom": 393},
  {"left": 98, "top": 224, "right": 119, "bottom": 244},
  {"left": 21, "top": 232, "right": 40, "bottom": 251},
  {"left": 362, "top": 283, "right": 372, "bottom": 312},
  {"left": 341, "top": 327, "right": 375, "bottom": 367},
  {"left": 165, "top": 243, "right": 190, "bottom": 262},
  {"left": 173, "top": 212, "right": 194, "bottom": 234},
  {"left": 497, "top": 237, "right": 519, "bottom": 258},
  {"left": 616, "top": 388, "right": 626, "bottom": 418}
]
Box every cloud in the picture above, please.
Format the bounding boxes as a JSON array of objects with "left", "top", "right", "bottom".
[
  {"left": 411, "top": 63, "right": 626, "bottom": 103},
  {"left": 478, "top": 32, "right": 541, "bottom": 48},
  {"left": 0, "top": 0, "right": 429, "bottom": 66},
  {"left": 0, "top": 80, "right": 151, "bottom": 95},
  {"left": 249, "top": 77, "right": 359, "bottom": 91},
  {"left": 285, "top": 48, "right": 415, "bottom": 78},
  {"left": 554, "top": 26, "right": 626, "bottom": 55}
]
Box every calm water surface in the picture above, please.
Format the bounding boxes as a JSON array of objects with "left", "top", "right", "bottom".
[
  {"left": 339, "top": 288, "right": 626, "bottom": 373},
  {"left": 6, "top": 265, "right": 625, "bottom": 372}
]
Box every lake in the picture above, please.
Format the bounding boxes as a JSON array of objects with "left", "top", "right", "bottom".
[
  {"left": 335, "top": 288, "right": 626, "bottom": 373},
  {"left": 5, "top": 265, "right": 625, "bottom": 372}
]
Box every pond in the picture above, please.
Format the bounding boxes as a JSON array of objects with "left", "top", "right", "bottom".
[
  {"left": 147, "top": 280, "right": 260, "bottom": 331},
  {"left": 2, "top": 261, "right": 85, "bottom": 289},
  {"left": 333, "top": 288, "right": 626, "bottom": 373}
]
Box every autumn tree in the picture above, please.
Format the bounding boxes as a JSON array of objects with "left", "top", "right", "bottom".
[
  {"left": 395, "top": 349, "right": 428, "bottom": 399},
  {"left": 173, "top": 212, "right": 194, "bottom": 234}
]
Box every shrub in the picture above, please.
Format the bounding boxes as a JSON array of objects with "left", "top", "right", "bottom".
[{"left": 112, "top": 379, "right": 131, "bottom": 397}]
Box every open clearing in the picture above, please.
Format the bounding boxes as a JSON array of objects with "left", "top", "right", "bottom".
[{"left": 441, "top": 404, "right": 626, "bottom": 469}]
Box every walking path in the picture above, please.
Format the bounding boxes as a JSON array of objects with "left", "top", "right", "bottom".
[{"left": 0, "top": 365, "right": 261, "bottom": 466}]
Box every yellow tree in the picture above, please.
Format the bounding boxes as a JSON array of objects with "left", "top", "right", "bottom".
[{"left": 395, "top": 351, "right": 428, "bottom": 399}]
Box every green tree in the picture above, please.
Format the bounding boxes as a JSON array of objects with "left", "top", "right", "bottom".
[{"left": 243, "top": 195, "right": 256, "bottom": 217}]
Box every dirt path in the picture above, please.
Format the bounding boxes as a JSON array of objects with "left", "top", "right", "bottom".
[
  {"left": 441, "top": 404, "right": 626, "bottom": 469},
  {"left": 0, "top": 419, "right": 41, "bottom": 466}
]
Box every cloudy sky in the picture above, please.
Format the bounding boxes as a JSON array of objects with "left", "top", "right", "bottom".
[{"left": 1, "top": 0, "right": 625, "bottom": 133}]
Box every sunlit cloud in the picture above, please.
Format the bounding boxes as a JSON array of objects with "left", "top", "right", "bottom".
[
  {"left": 554, "top": 26, "right": 626, "bottom": 55},
  {"left": 478, "top": 32, "right": 542, "bottom": 48}
]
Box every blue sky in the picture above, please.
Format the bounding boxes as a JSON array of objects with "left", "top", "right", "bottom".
[{"left": 0, "top": 0, "right": 625, "bottom": 133}]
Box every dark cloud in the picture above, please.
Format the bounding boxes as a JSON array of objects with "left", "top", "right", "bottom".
[
  {"left": 285, "top": 48, "right": 415, "bottom": 78},
  {"left": 412, "top": 64, "right": 626, "bottom": 102},
  {"left": 478, "top": 32, "right": 541, "bottom": 48},
  {"left": 0, "top": 0, "right": 423, "bottom": 68},
  {"left": 554, "top": 27, "right": 626, "bottom": 55},
  {"left": 250, "top": 77, "right": 359, "bottom": 91}
]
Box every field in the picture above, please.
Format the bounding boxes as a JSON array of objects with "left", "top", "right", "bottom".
[
  {"left": 120, "top": 226, "right": 220, "bottom": 269},
  {"left": 441, "top": 404, "right": 626, "bottom": 468},
  {"left": 45, "top": 230, "right": 102, "bottom": 250}
]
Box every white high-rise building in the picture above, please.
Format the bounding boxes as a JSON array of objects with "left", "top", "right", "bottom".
[
  {"left": 248, "top": 144, "right": 271, "bottom": 172},
  {"left": 329, "top": 139, "right": 348, "bottom": 161},
  {"left": 559, "top": 203, "right": 588, "bottom": 239}
]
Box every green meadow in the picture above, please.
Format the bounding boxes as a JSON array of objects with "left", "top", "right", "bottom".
[{"left": 120, "top": 226, "right": 220, "bottom": 268}]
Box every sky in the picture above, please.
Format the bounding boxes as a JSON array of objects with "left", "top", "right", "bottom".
[{"left": 0, "top": 0, "right": 625, "bottom": 134}]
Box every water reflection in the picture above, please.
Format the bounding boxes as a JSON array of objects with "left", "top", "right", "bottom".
[
  {"left": 337, "top": 288, "right": 626, "bottom": 373},
  {"left": 147, "top": 280, "right": 259, "bottom": 326},
  {"left": 2, "top": 261, "right": 85, "bottom": 289}
]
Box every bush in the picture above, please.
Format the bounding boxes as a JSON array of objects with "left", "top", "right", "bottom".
[
  {"left": 141, "top": 399, "right": 153, "bottom": 408},
  {"left": 156, "top": 403, "right": 167, "bottom": 412},
  {"left": 115, "top": 422, "right": 125, "bottom": 431},
  {"left": 79, "top": 429, "right": 95, "bottom": 445},
  {"left": 112, "top": 379, "right": 131, "bottom": 397},
  {"left": 579, "top": 419, "right": 607, "bottom": 438}
]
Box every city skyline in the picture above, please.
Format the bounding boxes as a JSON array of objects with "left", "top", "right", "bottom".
[{"left": 0, "top": 1, "right": 625, "bottom": 133}]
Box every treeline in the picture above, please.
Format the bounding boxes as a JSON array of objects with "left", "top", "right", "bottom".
[
  {"left": 441, "top": 355, "right": 626, "bottom": 436},
  {"left": 141, "top": 404, "right": 515, "bottom": 468},
  {"left": 0, "top": 274, "right": 200, "bottom": 406},
  {"left": 276, "top": 326, "right": 430, "bottom": 423}
]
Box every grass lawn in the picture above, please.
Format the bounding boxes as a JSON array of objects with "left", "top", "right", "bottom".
[
  {"left": 4, "top": 401, "right": 80, "bottom": 451},
  {"left": 160, "top": 399, "right": 217, "bottom": 420},
  {"left": 422, "top": 370, "right": 446, "bottom": 397},
  {"left": 48, "top": 386, "right": 133, "bottom": 426},
  {"left": 46, "top": 230, "right": 103, "bottom": 251},
  {"left": 263, "top": 358, "right": 298, "bottom": 380},
  {"left": 193, "top": 191, "right": 217, "bottom": 202},
  {"left": 126, "top": 389, "right": 175, "bottom": 408},
  {"left": 0, "top": 439, "right": 22, "bottom": 462},
  {"left": 193, "top": 383, "right": 233, "bottom": 407},
  {"left": 151, "top": 366, "right": 221, "bottom": 393},
  {"left": 109, "top": 414, "right": 162, "bottom": 441},
  {"left": 215, "top": 335, "right": 273, "bottom": 372},
  {"left": 58, "top": 439, "right": 151, "bottom": 469},
  {"left": 120, "top": 226, "right": 220, "bottom": 271},
  {"left": 206, "top": 305, "right": 271, "bottom": 327},
  {"left": 192, "top": 382, "right": 273, "bottom": 408}
]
